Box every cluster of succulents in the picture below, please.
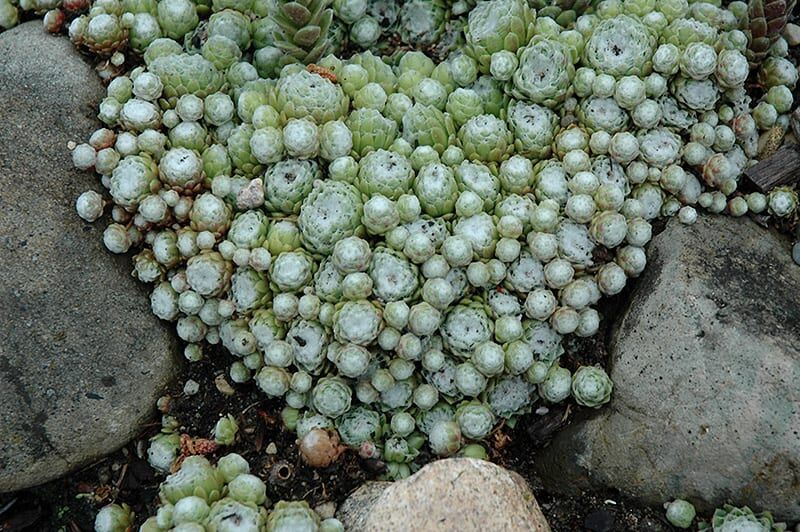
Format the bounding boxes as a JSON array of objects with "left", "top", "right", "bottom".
[
  {"left": 699, "top": 504, "right": 787, "bottom": 531},
  {"left": 66, "top": 0, "right": 800, "bottom": 480},
  {"left": 1, "top": 0, "right": 470, "bottom": 65},
  {"left": 743, "top": 0, "right": 797, "bottom": 67},
  {"left": 145, "top": 405, "right": 241, "bottom": 475},
  {"left": 664, "top": 499, "right": 786, "bottom": 531},
  {"left": 95, "top": 453, "right": 344, "bottom": 532}
]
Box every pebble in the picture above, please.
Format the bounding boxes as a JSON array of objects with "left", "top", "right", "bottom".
[
  {"left": 183, "top": 379, "right": 200, "bottom": 396},
  {"left": 793, "top": 241, "right": 800, "bottom": 266},
  {"left": 315, "top": 502, "right": 337, "bottom": 520},
  {"left": 337, "top": 459, "right": 551, "bottom": 531},
  {"left": 214, "top": 374, "right": 236, "bottom": 396},
  {"left": 237, "top": 177, "right": 265, "bottom": 209},
  {"left": 784, "top": 23, "right": 800, "bottom": 47},
  {"left": 266, "top": 442, "right": 278, "bottom": 454}
]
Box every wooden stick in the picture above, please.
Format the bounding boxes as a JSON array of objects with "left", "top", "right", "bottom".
[{"left": 743, "top": 144, "right": 800, "bottom": 192}]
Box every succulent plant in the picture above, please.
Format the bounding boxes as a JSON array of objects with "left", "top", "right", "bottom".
[
  {"left": 73, "top": 13, "right": 129, "bottom": 56},
  {"left": 0, "top": 0, "right": 19, "bottom": 30},
  {"left": 206, "top": 498, "right": 268, "bottom": 530},
  {"left": 274, "top": 70, "right": 348, "bottom": 124},
  {"left": 356, "top": 149, "right": 414, "bottom": 200},
  {"left": 571, "top": 365, "right": 613, "bottom": 407},
  {"left": 298, "top": 180, "right": 364, "bottom": 255},
  {"left": 402, "top": 103, "right": 456, "bottom": 155},
  {"left": 508, "top": 101, "right": 560, "bottom": 159},
  {"left": 336, "top": 405, "right": 383, "bottom": 446},
  {"left": 312, "top": 376, "right": 353, "bottom": 417},
  {"left": 534, "top": 0, "right": 598, "bottom": 26},
  {"left": 458, "top": 115, "right": 514, "bottom": 162},
  {"left": 67, "top": 0, "right": 800, "bottom": 495},
  {"left": 464, "top": 0, "right": 535, "bottom": 73},
  {"left": 159, "top": 456, "right": 226, "bottom": 504},
  {"left": 744, "top": 0, "right": 797, "bottom": 68},
  {"left": 583, "top": 15, "right": 656, "bottom": 78},
  {"left": 512, "top": 37, "right": 575, "bottom": 108},
  {"left": 413, "top": 163, "right": 459, "bottom": 217},
  {"left": 213, "top": 414, "right": 239, "bottom": 445},
  {"left": 665, "top": 499, "right": 697, "bottom": 529},
  {"left": 149, "top": 53, "right": 225, "bottom": 108},
  {"left": 95, "top": 454, "right": 360, "bottom": 530},
  {"left": 347, "top": 108, "right": 398, "bottom": 157},
  {"left": 267, "top": 500, "right": 321, "bottom": 531},
  {"left": 455, "top": 400, "right": 495, "bottom": 439},
  {"left": 269, "top": 0, "right": 334, "bottom": 66},
  {"left": 698, "top": 504, "right": 786, "bottom": 531},
  {"left": 94, "top": 503, "right": 133, "bottom": 532},
  {"left": 398, "top": 0, "right": 448, "bottom": 48}
]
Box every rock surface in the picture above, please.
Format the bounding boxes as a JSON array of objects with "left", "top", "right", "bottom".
[
  {"left": 338, "top": 458, "right": 552, "bottom": 531},
  {"left": 0, "top": 22, "right": 178, "bottom": 492},
  {"left": 535, "top": 215, "right": 800, "bottom": 520}
]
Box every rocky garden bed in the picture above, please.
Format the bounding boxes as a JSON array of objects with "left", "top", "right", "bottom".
[{"left": 0, "top": 0, "right": 799, "bottom": 530}]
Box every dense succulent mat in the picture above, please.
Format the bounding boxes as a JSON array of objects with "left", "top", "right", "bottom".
[{"left": 1, "top": 0, "right": 799, "bottom": 529}]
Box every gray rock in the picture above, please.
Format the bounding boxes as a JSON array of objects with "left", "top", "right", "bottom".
[
  {"left": 0, "top": 22, "right": 178, "bottom": 492},
  {"left": 535, "top": 215, "right": 800, "bottom": 520},
  {"left": 338, "top": 458, "right": 552, "bottom": 531}
]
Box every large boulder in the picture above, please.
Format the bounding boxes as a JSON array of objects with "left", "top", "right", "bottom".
[
  {"left": 535, "top": 215, "right": 800, "bottom": 520},
  {"left": 338, "top": 458, "right": 552, "bottom": 531},
  {"left": 0, "top": 22, "right": 178, "bottom": 492}
]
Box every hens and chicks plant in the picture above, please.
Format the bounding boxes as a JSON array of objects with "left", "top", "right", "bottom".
[
  {"left": 2, "top": 0, "right": 799, "bottom": 527},
  {"left": 95, "top": 453, "right": 345, "bottom": 532},
  {"left": 66, "top": 0, "right": 800, "bottom": 509}
]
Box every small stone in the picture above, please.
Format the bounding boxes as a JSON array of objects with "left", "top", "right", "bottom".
[
  {"left": 237, "top": 178, "right": 265, "bottom": 209},
  {"left": 315, "top": 502, "right": 337, "bottom": 520},
  {"left": 783, "top": 23, "right": 800, "bottom": 47},
  {"left": 156, "top": 395, "right": 171, "bottom": 413},
  {"left": 265, "top": 442, "right": 278, "bottom": 455},
  {"left": 299, "top": 428, "right": 345, "bottom": 468},
  {"left": 793, "top": 242, "right": 800, "bottom": 266},
  {"left": 183, "top": 380, "right": 200, "bottom": 396},
  {"left": 757, "top": 126, "right": 785, "bottom": 159},
  {"left": 338, "top": 458, "right": 551, "bottom": 531},
  {"left": 214, "top": 374, "right": 236, "bottom": 396}
]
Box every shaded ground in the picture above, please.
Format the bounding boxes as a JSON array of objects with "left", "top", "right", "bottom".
[{"left": 0, "top": 368, "right": 679, "bottom": 532}]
